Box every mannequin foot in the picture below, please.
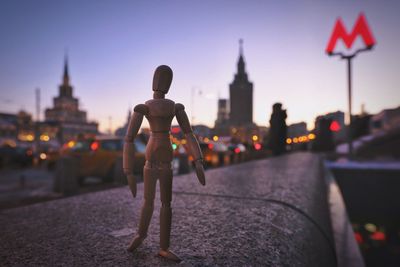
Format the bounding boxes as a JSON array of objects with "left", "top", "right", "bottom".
[
  {"left": 127, "top": 235, "right": 145, "bottom": 252},
  {"left": 159, "top": 249, "right": 181, "bottom": 262}
]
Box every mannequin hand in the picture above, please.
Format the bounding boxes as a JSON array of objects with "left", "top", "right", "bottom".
[
  {"left": 194, "top": 160, "right": 206, "bottom": 186},
  {"left": 126, "top": 174, "right": 137, "bottom": 198}
]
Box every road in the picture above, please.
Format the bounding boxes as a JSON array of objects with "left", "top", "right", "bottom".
[
  {"left": 0, "top": 167, "right": 123, "bottom": 209},
  {"left": 0, "top": 167, "right": 58, "bottom": 209}
]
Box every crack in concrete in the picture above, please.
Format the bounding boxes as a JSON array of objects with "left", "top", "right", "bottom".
[{"left": 173, "top": 190, "right": 337, "bottom": 265}]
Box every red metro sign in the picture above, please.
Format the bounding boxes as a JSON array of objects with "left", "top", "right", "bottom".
[
  {"left": 326, "top": 13, "right": 376, "bottom": 54},
  {"left": 325, "top": 13, "right": 375, "bottom": 157}
]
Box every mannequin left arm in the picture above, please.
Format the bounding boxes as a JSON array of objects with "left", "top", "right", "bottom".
[{"left": 175, "top": 103, "right": 205, "bottom": 185}]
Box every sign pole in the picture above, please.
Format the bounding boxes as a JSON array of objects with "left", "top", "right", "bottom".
[
  {"left": 325, "top": 13, "right": 376, "bottom": 158},
  {"left": 347, "top": 56, "right": 353, "bottom": 157}
]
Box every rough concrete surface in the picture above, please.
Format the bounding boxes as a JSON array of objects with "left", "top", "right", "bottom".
[{"left": 0, "top": 152, "right": 336, "bottom": 266}]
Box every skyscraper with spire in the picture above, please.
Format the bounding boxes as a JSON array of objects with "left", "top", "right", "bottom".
[
  {"left": 45, "top": 56, "right": 86, "bottom": 123},
  {"left": 229, "top": 39, "right": 253, "bottom": 126},
  {"left": 44, "top": 55, "right": 98, "bottom": 142}
]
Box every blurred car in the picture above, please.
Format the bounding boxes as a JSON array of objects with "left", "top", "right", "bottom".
[
  {"left": 61, "top": 136, "right": 146, "bottom": 184},
  {"left": 172, "top": 143, "right": 191, "bottom": 175},
  {"left": 0, "top": 143, "right": 33, "bottom": 169},
  {"left": 228, "top": 143, "right": 246, "bottom": 163},
  {"left": 37, "top": 142, "right": 61, "bottom": 170},
  {"left": 199, "top": 141, "right": 231, "bottom": 168}
]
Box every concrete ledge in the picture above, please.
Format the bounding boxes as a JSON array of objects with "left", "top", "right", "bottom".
[
  {"left": 0, "top": 153, "right": 336, "bottom": 266},
  {"left": 324, "top": 165, "right": 365, "bottom": 267}
]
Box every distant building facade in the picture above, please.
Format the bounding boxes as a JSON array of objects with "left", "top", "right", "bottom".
[
  {"left": 44, "top": 57, "right": 98, "bottom": 143},
  {"left": 314, "top": 111, "right": 345, "bottom": 143},
  {"left": 0, "top": 111, "right": 35, "bottom": 143},
  {"left": 215, "top": 99, "right": 229, "bottom": 127},
  {"left": 287, "top": 122, "right": 308, "bottom": 138},
  {"left": 370, "top": 106, "right": 400, "bottom": 134},
  {"left": 0, "top": 113, "right": 17, "bottom": 142},
  {"left": 214, "top": 98, "right": 230, "bottom": 136}
]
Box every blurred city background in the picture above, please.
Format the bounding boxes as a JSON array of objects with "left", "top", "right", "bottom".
[{"left": 1, "top": 1, "right": 399, "bottom": 266}]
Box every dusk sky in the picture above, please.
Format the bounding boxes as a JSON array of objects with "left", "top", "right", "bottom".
[{"left": 1, "top": 0, "right": 399, "bottom": 132}]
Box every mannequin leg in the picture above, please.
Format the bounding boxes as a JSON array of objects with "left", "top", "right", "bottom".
[
  {"left": 158, "top": 167, "right": 181, "bottom": 262},
  {"left": 128, "top": 164, "right": 157, "bottom": 251}
]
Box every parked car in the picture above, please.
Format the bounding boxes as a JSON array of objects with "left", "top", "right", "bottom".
[
  {"left": 0, "top": 143, "right": 33, "bottom": 169},
  {"left": 61, "top": 136, "right": 146, "bottom": 184},
  {"left": 172, "top": 144, "right": 191, "bottom": 175},
  {"left": 37, "top": 142, "right": 61, "bottom": 170}
]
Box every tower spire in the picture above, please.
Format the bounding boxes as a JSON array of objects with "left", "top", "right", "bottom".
[
  {"left": 59, "top": 53, "right": 73, "bottom": 98},
  {"left": 237, "top": 38, "right": 245, "bottom": 74},
  {"left": 239, "top": 38, "right": 243, "bottom": 56},
  {"left": 63, "top": 53, "right": 70, "bottom": 85}
]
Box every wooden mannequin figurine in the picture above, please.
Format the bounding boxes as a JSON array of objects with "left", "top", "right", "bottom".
[{"left": 123, "top": 65, "right": 206, "bottom": 262}]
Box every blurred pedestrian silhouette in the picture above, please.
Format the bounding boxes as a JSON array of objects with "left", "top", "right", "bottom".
[{"left": 268, "top": 103, "right": 287, "bottom": 156}]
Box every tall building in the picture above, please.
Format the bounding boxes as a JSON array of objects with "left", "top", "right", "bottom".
[
  {"left": 229, "top": 39, "right": 253, "bottom": 126},
  {"left": 213, "top": 40, "right": 258, "bottom": 141},
  {"left": 45, "top": 57, "right": 87, "bottom": 123},
  {"left": 214, "top": 98, "right": 229, "bottom": 128},
  {"left": 44, "top": 56, "right": 98, "bottom": 142}
]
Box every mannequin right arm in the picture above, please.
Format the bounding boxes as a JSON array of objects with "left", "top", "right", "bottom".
[{"left": 123, "top": 104, "right": 148, "bottom": 197}]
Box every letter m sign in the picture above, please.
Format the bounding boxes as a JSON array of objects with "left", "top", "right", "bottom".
[{"left": 326, "top": 13, "right": 376, "bottom": 54}]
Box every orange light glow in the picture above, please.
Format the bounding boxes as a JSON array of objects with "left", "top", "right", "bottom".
[
  {"left": 293, "top": 137, "right": 298, "bottom": 143},
  {"left": 4, "top": 140, "right": 16, "bottom": 147},
  {"left": 286, "top": 138, "right": 292, "bottom": 144},
  {"left": 298, "top": 136, "right": 308, "bottom": 142},
  {"left": 18, "top": 134, "right": 35, "bottom": 142},
  {"left": 67, "top": 141, "right": 75, "bottom": 148},
  {"left": 308, "top": 133, "right": 316, "bottom": 140},
  {"left": 40, "top": 134, "right": 50, "bottom": 142}
]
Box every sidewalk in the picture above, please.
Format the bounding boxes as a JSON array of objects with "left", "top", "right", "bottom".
[{"left": 0, "top": 153, "right": 336, "bottom": 266}]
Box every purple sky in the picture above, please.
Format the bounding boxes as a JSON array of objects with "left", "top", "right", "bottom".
[{"left": 1, "top": 0, "right": 399, "bottom": 132}]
